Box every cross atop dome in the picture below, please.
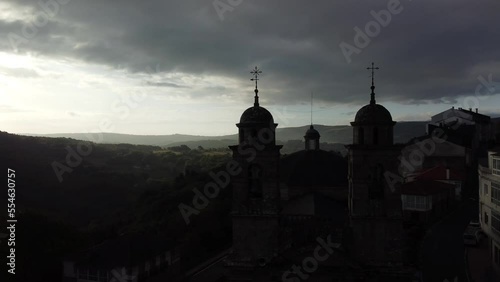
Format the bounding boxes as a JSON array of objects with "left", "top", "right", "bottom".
[
  {"left": 250, "top": 66, "right": 262, "bottom": 107},
  {"left": 366, "top": 62, "right": 379, "bottom": 104}
]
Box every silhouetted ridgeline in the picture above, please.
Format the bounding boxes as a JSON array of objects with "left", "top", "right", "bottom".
[{"left": 25, "top": 121, "right": 428, "bottom": 149}]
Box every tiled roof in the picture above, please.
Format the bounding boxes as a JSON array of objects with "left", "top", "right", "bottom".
[
  {"left": 415, "top": 165, "right": 465, "bottom": 181},
  {"left": 401, "top": 180, "right": 455, "bottom": 195}
]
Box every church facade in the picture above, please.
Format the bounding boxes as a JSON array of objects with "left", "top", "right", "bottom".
[{"left": 195, "top": 66, "right": 416, "bottom": 281}]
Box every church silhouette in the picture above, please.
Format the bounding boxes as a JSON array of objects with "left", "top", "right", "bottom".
[{"left": 191, "top": 65, "right": 417, "bottom": 281}]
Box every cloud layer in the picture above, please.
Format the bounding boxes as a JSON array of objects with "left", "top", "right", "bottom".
[{"left": 1, "top": 0, "right": 500, "bottom": 121}]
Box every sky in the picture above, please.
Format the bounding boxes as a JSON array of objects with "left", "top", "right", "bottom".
[{"left": 1, "top": 0, "right": 500, "bottom": 136}]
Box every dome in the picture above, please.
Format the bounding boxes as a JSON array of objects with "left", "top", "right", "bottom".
[
  {"left": 354, "top": 103, "right": 393, "bottom": 124},
  {"left": 305, "top": 125, "right": 320, "bottom": 139},
  {"left": 239, "top": 106, "right": 274, "bottom": 124}
]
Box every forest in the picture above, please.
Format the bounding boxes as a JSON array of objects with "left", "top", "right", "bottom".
[{"left": 0, "top": 131, "right": 234, "bottom": 281}]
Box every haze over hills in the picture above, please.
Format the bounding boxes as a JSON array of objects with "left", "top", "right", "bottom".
[{"left": 24, "top": 121, "right": 429, "bottom": 148}]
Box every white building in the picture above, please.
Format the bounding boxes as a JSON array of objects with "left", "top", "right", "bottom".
[
  {"left": 478, "top": 147, "right": 500, "bottom": 278},
  {"left": 429, "top": 107, "right": 492, "bottom": 153}
]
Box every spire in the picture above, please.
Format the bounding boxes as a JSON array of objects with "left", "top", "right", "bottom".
[
  {"left": 305, "top": 92, "right": 320, "bottom": 150},
  {"left": 250, "top": 66, "right": 262, "bottom": 107},
  {"left": 310, "top": 91, "right": 313, "bottom": 126},
  {"left": 366, "top": 62, "right": 379, "bottom": 105}
]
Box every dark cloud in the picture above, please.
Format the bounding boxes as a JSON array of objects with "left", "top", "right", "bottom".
[{"left": 1, "top": 0, "right": 500, "bottom": 106}]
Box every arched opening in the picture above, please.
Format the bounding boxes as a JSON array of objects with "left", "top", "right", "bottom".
[
  {"left": 368, "top": 163, "right": 385, "bottom": 199},
  {"left": 251, "top": 128, "right": 258, "bottom": 138},
  {"left": 248, "top": 164, "right": 263, "bottom": 198},
  {"left": 373, "top": 127, "right": 378, "bottom": 145},
  {"left": 239, "top": 130, "right": 244, "bottom": 143},
  {"left": 358, "top": 127, "right": 364, "bottom": 145}
]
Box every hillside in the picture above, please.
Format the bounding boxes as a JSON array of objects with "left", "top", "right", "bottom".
[
  {"left": 24, "top": 132, "right": 230, "bottom": 147},
  {"left": 25, "top": 121, "right": 429, "bottom": 149},
  {"left": 0, "top": 131, "right": 234, "bottom": 281},
  {"left": 0, "top": 131, "right": 231, "bottom": 226}
]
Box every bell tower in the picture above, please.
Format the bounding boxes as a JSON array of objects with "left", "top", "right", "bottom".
[
  {"left": 347, "top": 63, "right": 406, "bottom": 265},
  {"left": 304, "top": 93, "right": 320, "bottom": 151},
  {"left": 227, "top": 67, "right": 283, "bottom": 269},
  {"left": 304, "top": 125, "right": 320, "bottom": 150}
]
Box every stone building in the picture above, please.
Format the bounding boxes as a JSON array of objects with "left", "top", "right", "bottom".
[{"left": 207, "top": 66, "right": 416, "bottom": 281}]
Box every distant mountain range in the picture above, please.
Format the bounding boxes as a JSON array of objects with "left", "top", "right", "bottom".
[{"left": 24, "top": 121, "right": 429, "bottom": 148}]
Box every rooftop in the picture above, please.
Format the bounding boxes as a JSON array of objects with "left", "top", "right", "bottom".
[
  {"left": 401, "top": 180, "right": 455, "bottom": 196},
  {"left": 415, "top": 165, "right": 465, "bottom": 181}
]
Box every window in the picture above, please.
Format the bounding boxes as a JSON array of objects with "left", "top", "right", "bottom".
[
  {"left": 248, "top": 164, "right": 263, "bottom": 198},
  {"left": 485, "top": 212, "right": 489, "bottom": 225},
  {"left": 239, "top": 130, "right": 244, "bottom": 143},
  {"left": 492, "top": 182, "right": 500, "bottom": 206},
  {"left": 402, "top": 195, "right": 431, "bottom": 211},
  {"left": 492, "top": 211, "right": 500, "bottom": 236},
  {"left": 495, "top": 245, "right": 500, "bottom": 266},
  {"left": 359, "top": 127, "right": 364, "bottom": 145},
  {"left": 484, "top": 183, "right": 489, "bottom": 196},
  {"left": 493, "top": 158, "right": 500, "bottom": 175},
  {"left": 416, "top": 196, "right": 426, "bottom": 210},
  {"left": 373, "top": 127, "right": 378, "bottom": 145},
  {"left": 76, "top": 268, "right": 107, "bottom": 282}
]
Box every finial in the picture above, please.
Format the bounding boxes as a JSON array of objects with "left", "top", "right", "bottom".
[
  {"left": 366, "top": 62, "right": 379, "bottom": 104},
  {"left": 250, "top": 66, "right": 262, "bottom": 107}
]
